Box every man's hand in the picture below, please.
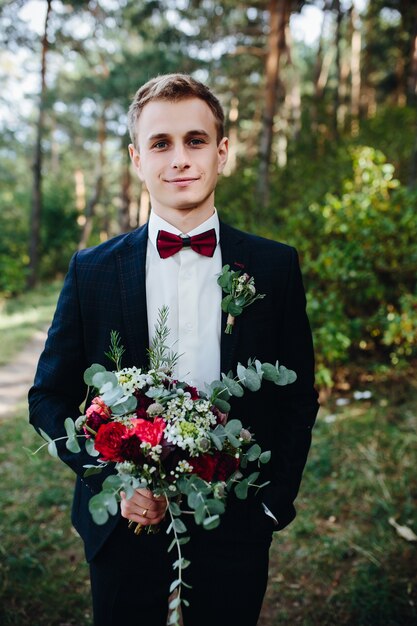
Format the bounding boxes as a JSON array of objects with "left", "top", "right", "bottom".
[{"left": 120, "top": 488, "right": 167, "bottom": 526}]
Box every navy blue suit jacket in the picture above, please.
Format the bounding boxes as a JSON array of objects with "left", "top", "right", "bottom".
[{"left": 29, "top": 221, "right": 319, "bottom": 561}]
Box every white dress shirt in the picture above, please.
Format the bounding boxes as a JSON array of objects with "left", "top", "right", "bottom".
[{"left": 146, "top": 210, "right": 222, "bottom": 390}]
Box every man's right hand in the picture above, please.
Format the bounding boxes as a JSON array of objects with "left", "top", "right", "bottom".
[{"left": 120, "top": 488, "right": 167, "bottom": 526}]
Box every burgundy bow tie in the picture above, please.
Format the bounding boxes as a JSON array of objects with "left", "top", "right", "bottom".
[{"left": 156, "top": 228, "right": 217, "bottom": 259}]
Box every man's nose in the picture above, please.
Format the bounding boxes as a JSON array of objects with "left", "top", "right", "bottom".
[{"left": 170, "top": 144, "right": 190, "bottom": 169}]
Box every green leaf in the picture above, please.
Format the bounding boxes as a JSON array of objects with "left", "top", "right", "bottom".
[
  {"left": 227, "top": 302, "right": 243, "bottom": 316},
  {"left": 261, "top": 362, "right": 280, "bottom": 383},
  {"left": 259, "top": 451, "right": 272, "bottom": 464},
  {"left": 187, "top": 490, "right": 204, "bottom": 510},
  {"left": 247, "top": 471, "right": 260, "bottom": 484},
  {"left": 83, "top": 363, "right": 106, "bottom": 386},
  {"left": 39, "top": 428, "right": 52, "bottom": 443},
  {"left": 169, "top": 501, "right": 181, "bottom": 516},
  {"left": 205, "top": 499, "right": 226, "bottom": 515},
  {"left": 47, "top": 440, "right": 58, "bottom": 458},
  {"left": 110, "top": 394, "right": 137, "bottom": 415},
  {"left": 242, "top": 367, "right": 262, "bottom": 392},
  {"left": 89, "top": 495, "right": 109, "bottom": 525},
  {"left": 194, "top": 502, "right": 206, "bottom": 525},
  {"left": 225, "top": 419, "right": 243, "bottom": 435},
  {"left": 209, "top": 431, "right": 223, "bottom": 451},
  {"left": 92, "top": 371, "right": 118, "bottom": 390},
  {"left": 83, "top": 465, "right": 103, "bottom": 477},
  {"left": 173, "top": 518, "right": 187, "bottom": 534},
  {"left": 66, "top": 436, "right": 81, "bottom": 453},
  {"left": 221, "top": 294, "right": 233, "bottom": 312},
  {"left": 100, "top": 386, "right": 124, "bottom": 406},
  {"left": 221, "top": 375, "right": 244, "bottom": 397},
  {"left": 64, "top": 417, "right": 76, "bottom": 437},
  {"left": 203, "top": 515, "right": 220, "bottom": 530},
  {"left": 234, "top": 479, "right": 249, "bottom": 500},
  {"left": 247, "top": 444, "right": 262, "bottom": 462},
  {"left": 226, "top": 432, "right": 241, "bottom": 448},
  {"left": 102, "top": 474, "right": 123, "bottom": 491},
  {"left": 213, "top": 397, "right": 231, "bottom": 413},
  {"left": 85, "top": 438, "right": 99, "bottom": 457},
  {"left": 169, "top": 579, "right": 181, "bottom": 593},
  {"left": 167, "top": 610, "right": 180, "bottom": 625},
  {"left": 169, "top": 596, "right": 181, "bottom": 610}
]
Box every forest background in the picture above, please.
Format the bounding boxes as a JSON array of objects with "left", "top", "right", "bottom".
[{"left": 0, "top": 1, "right": 416, "bottom": 625}]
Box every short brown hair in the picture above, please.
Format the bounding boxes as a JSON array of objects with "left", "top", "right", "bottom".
[{"left": 127, "top": 73, "right": 225, "bottom": 148}]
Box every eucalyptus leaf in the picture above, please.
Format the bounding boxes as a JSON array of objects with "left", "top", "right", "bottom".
[
  {"left": 221, "top": 375, "right": 244, "bottom": 397},
  {"left": 92, "top": 371, "right": 118, "bottom": 390},
  {"left": 205, "top": 499, "right": 226, "bottom": 515},
  {"left": 209, "top": 431, "right": 223, "bottom": 451},
  {"left": 102, "top": 474, "right": 123, "bottom": 491},
  {"left": 187, "top": 490, "right": 204, "bottom": 510},
  {"left": 259, "top": 451, "right": 272, "bottom": 464},
  {"left": 169, "top": 579, "right": 181, "bottom": 593},
  {"left": 83, "top": 465, "right": 103, "bottom": 477},
  {"left": 173, "top": 518, "right": 187, "bottom": 534},
  {"left": 101, "top": 386, "right": 124, "bottom": 406},
  {"left": 111, "top": 395, "right": 137, "bottom": 415},
  {"left": 261, "top": 362, "right": 280, "bottom": 383},
  {"left": 203, "top": 515, "right": 220, "bottom": 530},
  {"left": 86, "top": 438, "right": 99, "bottom": 457},
  {"left": 39, "top": 428, "right": 52, "bottom": 443},
  {"left": 194, "top": 502, "right": 206, "bottom": 525},
  {"left": 246, "top": 443, "right": 262, "bottom": 462},
  {"left": 213, "top": 397, "right": 231, "bottom": 413},
  {"left": 169, "top": 596, "right": 181, "bottom": 610},
  {"left": 234, "top": 479, "right": 249, "bottom": 500},
  {"left": 242, "top": 367, "right": 262, "bottom": 392},
  {"left": 167, "top": 610, "right": 180, "bottom": 625},
  {"left": 226, "top": 432, "right": 241, "bottom": 447},
  {"left": 83, "top": 363, "right": 106, "bottom": 386},
  {"left": 66, "top": 436, "right": 81, "bottom": 453},
  {"left": 47, "top": 440, "right": 58, "bottom": 458},
  {"left": 225, "top": 419, "right": 243, "bottom": 435},
  {"left": 64, "top": 417, "right": 76, "bottom": 437},
  {"left": 89, "top": 495, "right": 109, "bottom": 525},
  {"left": 276, "top": 367, "right": 289, "bottom": 386},
  {"left": 169, "top": 501, "right": 181, "bottom": 516}
]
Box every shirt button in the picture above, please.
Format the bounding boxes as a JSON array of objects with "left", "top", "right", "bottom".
[{"left": 185, "top": 322, "right": 193, "bottom": 331}]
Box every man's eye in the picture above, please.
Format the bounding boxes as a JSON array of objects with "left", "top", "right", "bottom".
[
  {"left": 189, "top": 138, "right": 205, "bottom": 146},
  {"left": 153, "top": 141, "right": 168, "bottom": 149}
]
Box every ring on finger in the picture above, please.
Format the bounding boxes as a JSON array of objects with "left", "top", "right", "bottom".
[{"left": 142, "top": 508, "right": 149, "bottom": 517}]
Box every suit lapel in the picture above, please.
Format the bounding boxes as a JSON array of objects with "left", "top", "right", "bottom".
[
  {"left": 219, "top": 222, "right": 251, "bottom": 375},
  {"left": 115, "top": 224, "right": 149, "bottom": 368}
]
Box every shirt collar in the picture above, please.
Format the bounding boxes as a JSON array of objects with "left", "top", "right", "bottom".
[{"left": 148, "top": 209, "right": 220, "bottom": 252}]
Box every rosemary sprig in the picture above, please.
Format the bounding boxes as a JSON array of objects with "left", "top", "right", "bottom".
[
  {"left": 148, "top": 305, "right": 181, "bottom": 372},
  {"left": 105, "top": 330, "right": 125, "bottom": 371}
]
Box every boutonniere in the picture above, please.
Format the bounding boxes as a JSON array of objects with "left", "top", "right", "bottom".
[{"left": 217, "top": 264, "right": 266, "bottom": 334}]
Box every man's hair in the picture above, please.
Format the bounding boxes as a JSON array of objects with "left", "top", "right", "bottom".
[{"left": 127, "top": 73, "right": 225, "bottom": 148}]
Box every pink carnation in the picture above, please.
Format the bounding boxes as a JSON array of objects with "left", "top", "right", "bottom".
[{"left": 130, "top": 417, "right": 166, "bottom": 447}]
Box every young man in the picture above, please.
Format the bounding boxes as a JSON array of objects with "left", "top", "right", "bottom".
[{"left": 29, "top": 74, "right": 319, "bottom": 626}]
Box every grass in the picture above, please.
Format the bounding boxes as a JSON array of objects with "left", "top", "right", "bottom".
[
  {"left": 0, "top": 282, "right": 62, "bottom": 365},
  {"left": 261, "top": 377, "right": 417, "bottom": 626}
]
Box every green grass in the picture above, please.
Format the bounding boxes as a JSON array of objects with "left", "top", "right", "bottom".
[
  {"left": 261, "top": 379, "right": 417, "bottom": 626},
  {"left": 0, "top": 282, "right": 62, "bottom": 365},
  {"left": 0, "top": 401, "right": 91, "bottom": 626}
]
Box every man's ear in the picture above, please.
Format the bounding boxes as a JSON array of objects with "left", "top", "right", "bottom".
[
  {"left": 128, "top": 143, "right": 144, "bottom": 181},
  {"left": 217, "top": 137, "right": 229, "bottom": 174}
]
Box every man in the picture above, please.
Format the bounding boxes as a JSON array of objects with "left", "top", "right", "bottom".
[{"left": 29, "top": 74, "right": 319, "bottom": 626}]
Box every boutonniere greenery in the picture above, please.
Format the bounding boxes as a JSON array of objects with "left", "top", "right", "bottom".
[{"left": 217, "top": 264, "right": 265, "bottom": 334}]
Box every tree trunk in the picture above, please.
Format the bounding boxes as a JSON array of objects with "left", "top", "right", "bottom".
[
  {"left": 257, "top": 0, "right": 290, "bottom": 208},
  {"left": 78, "top": 106, "right": 107, "bottom": 250},
  {"left": 350, "top": 5, "right": 361, "bottom": 136},
  {"left": 332, "top": 0, "right": 343, "bottom": 139},
  {"left": 119, "top": 141, "right": 136, "bottom": 232},
  {"left": 408, "top": 4, "right": 417, "bottom": 186},
  {"left": 27, "top": 0, "right": 52, "bottom": 288}
]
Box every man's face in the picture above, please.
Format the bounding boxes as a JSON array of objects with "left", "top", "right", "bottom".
[{"left": 129, "top": 98, "right": 228, "bottom": 220}]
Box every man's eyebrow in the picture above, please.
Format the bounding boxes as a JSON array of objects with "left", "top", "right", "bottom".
[
  {"left": 146, "top": 129, "right": 211, "bottom": 142},
  {"left": 185, "top": 129, "right": 210, "bottom": 138},
  {"left": 147, "top": 132, "right": 170, "bottom": 142}
]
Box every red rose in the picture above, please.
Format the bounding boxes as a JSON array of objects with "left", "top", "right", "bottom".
[
  {"left": 213, "top": 452, "right": 240, "bottom": 481},
  {"left": 189, "top": 454, "right": 217, "bottom": 482},
  {"left": 84, "top": 410, "right": 108, "bottom": 436},
  {"left": 130, "top": 417, "right": 166, "bottom": 447},
  {"left": 134, "top": 391, "right": 153, "bottom": 418},
  {"left": 94, "top": 421, "right": 127, "bottom": 462},
  {"left": 184, "top": 385, "right": 199, "bottom": 400},
  {"left": 119, "top": 432, "right": 144, "bottom": 464},
  {"left": 86, "top": 396, "right": 110, "bottom": 419}
]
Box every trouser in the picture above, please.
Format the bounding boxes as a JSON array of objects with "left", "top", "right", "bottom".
[{"left": 90, "top": 516, "right": 273, "bottom": 626}]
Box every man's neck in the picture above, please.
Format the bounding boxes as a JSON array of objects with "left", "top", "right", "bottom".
[{"left": 151, "top": 205, "right": 216, "bottom": 233}]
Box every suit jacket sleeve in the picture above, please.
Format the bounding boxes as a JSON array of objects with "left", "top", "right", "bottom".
[
  {"left": 262, "top": 246, "right": 319, "bottom": 530},
  {"left": 28, "top": 252, "right": 110, "bottom": 493}
]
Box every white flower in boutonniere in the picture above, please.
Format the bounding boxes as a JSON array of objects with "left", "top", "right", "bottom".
[{"left": 217, "top": 265, "right": 266, "bottom": 334}]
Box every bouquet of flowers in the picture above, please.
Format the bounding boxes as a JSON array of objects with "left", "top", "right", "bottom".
[{"left": 36, "top": 306, "right": 296, "bottom": 625}]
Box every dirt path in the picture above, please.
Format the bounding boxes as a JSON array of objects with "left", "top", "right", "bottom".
[{"left": 0, "top": 328, "right": 47, "bottom": 418}]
